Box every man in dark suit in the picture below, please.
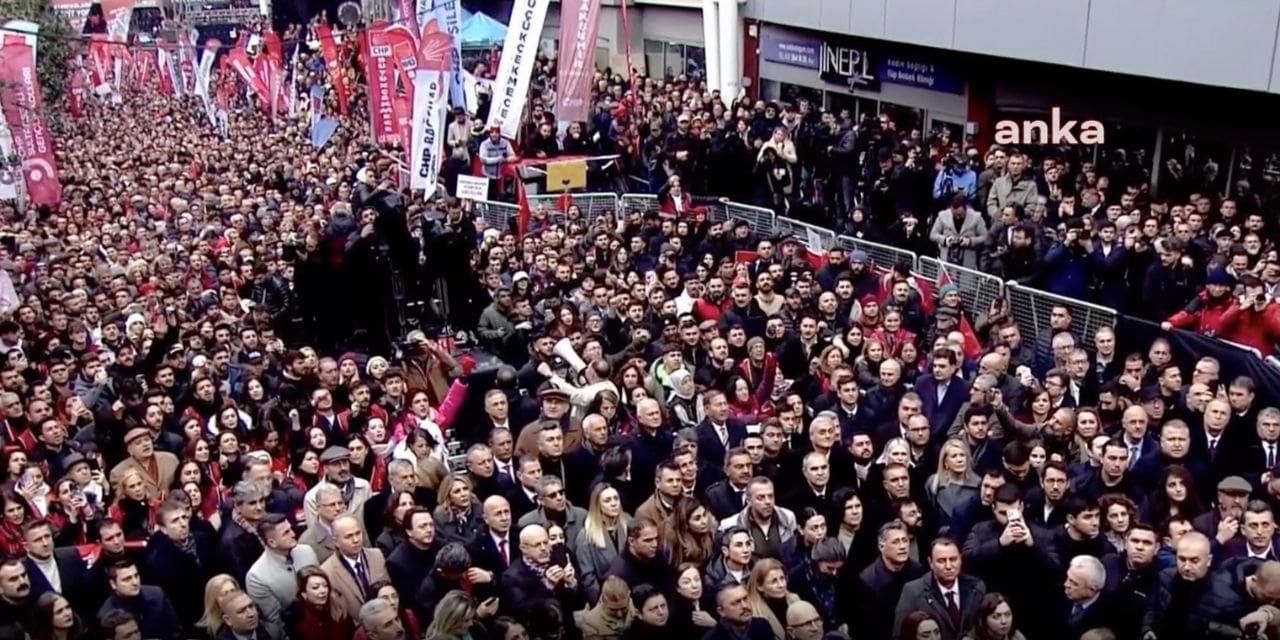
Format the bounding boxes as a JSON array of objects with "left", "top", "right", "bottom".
[
  {"left": 1059, "top": 554, "right": 1122, "bottom": 640},
  {"left": 914, "top": 348, "right": 970, "bottom": 439},
  {"left": 1223, "top": 500, "right": 1280, "bottom": 560},
  {"left": 504, "top": 455, "right": 543, "bottom": 522},
  {"left": 703, "top": 584, "right": 773, "bottom": 640},
  {"left": 705, "top": 448, "right": 753, "bottom": 520},
  {"left": 20, "top": 519, "right": 90, "bottom": 612},
  {"left": 695, "top": 390, "right": 748, "bottom": 468},
  {"left": 473, "top": 495, "right": 521, "bottom": 576},
  {"left": 1118, "top": 405, "right": 1162, "bottom": 489},
  {"left": 364, "top": 459, "right": 435, "bottom": 541},
  {"left": 500, "top": 524, "right": 585, "bottom": 618},
  {"left": 386, "top": 507, "right": 440, "bottom": 605},
  {"left": 97, "top": 560, "right": 185, "bottom": 640},
  {"left": 893, "top": 538, "right": 986, "bottom": 640},
  {"left": 847, "top": 521, "right": 927, "bottom": 640},
  {"left": 218, "top": 481, "right": 268, "bottom": 583},
  {"left": 142, "top": 501, "right": 220, "bottom": 632}
]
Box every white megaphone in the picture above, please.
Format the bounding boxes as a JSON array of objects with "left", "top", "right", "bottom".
[{"left": 553, "top": 338, "right": 588, "bottom": 379}]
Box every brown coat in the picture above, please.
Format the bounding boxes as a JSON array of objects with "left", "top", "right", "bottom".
[
  {"left": 109, "top": 452, "right": 179, "bottom": 501},
  {"left": 634, "top": 494, "right": 674, "bottom": 527},
  {"left": 320, "top": 548, "right": 389, "bottom": 619}
]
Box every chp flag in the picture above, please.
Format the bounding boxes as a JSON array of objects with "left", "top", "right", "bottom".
[
  {"left": 486, "top": 0, "right": 551, "bottom": 139},
  {"left": 0, "top": 22, "right": 64, "bottom": 208},
  {"left": 554, "top": 0, "right": 600, "bottom": 123},
  {"left": 409, "top": 21, "right": 454, "bottom": 194}
]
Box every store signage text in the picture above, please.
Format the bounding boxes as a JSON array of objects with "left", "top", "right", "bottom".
[
  {"left": 994, "top": 108, "right": 1105, "bottom": 145},
  {"left": 880, "top": 56, "right": 963, "bottom": 94},
  {"left": 819, "top": 42, "right": 878, "bottom": 90}
]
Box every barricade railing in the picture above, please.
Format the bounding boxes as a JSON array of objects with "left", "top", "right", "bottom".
[
  {"left": 619, "top": 194, "right": 662, "bottom": 218},
  {"left": 835, "top": 234, "right": 918, "bottom": 272},
  {"left": 775, "top": 217, "right": 837, "bottom": 253},
  {"left": 1006, "top": 282, "right": 1117, "bottom": 351},
  {"left": 525, "top": 192, "right": 620, "bottom": 222},
  {"left": 473, "top": 200, "right": 518, "bottom": 233},
  {"left": 917, "top": 257, "right": 1005, "bottom": 320},
  {"left": 724, "top": 202, "right": 775, "bottom": 235}
]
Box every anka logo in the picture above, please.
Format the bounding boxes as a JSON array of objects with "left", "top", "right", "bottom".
[{"left": 994, "top": 107, "right": 1105, "bottom": 145}]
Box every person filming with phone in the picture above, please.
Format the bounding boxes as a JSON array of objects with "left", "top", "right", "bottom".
[
  {"left": 1217, "top": 273, "right": 1280, "bottom": 355},
  {"left": 501, "top": 524, "right": 585, "bottom": 618}
]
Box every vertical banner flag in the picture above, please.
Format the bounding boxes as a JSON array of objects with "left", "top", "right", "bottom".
[
  {"left": 554, "top": 0, "right": 600, "bottom": 123},
  {"left": 436, "top": 0, "right": 465, "bottom": 110},
  {"left": 409, "top": 21, "right": 454, "bottom": 194},
  {"left": 0, "top": 121, "right": 18, "bottom": 201},
  {"left": 226, "top": 47, "right": 269, "bottom": 103},
  {"left": 315, "top": 24, "right": 350, "bottom": 116},
  {"left": 361, "top": 22, "right": 402, "bottom": 147},
  {"left": 0, "top": 30, "right": 64, "bottom": 207},
  {"left": 68, "top": 68, "right": 86, "bottom": 119},
  {"left": 487, "top": 0, "right": 551, "bottom": 139},
  {"left": 99, "top": 0, "right": 133, "bottom": 41}
]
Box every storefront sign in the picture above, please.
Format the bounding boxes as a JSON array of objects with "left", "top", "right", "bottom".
[
  {"left": 760, "top": 31, "right": 820, "bottom": 70},
  {"left": 878, "top": 56, "right": 963, "bottom": 94},
  {"left": 819, "top": 40, "right": 878, "bottom": 90}
]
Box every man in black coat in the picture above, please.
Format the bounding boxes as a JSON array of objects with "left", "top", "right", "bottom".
[
  {"left": 606, "top": 521, "right": 674, "bottom": 589},
  {"left": 846, "top": 521, "right": 927, "bottom": 640},
  {"left": 893, "top": 539, "right": 987, "bottom": 640},
  {"left": 694, "top": 390, "right": 748, "bottom": 468},
  {"left": 1185, "top": 556, "right": 1280, "bottom": 638},
  {"left": 705, "top": 448, "right": 753, "bottom": 520},
  {"left": 703, "top": 584, "right": 773, "bottom": 640},
  {"left": 364, "top": 459, "right": 435, "bottom": 541},
  {"left": 96, "top": 560, "right": 184, "bottom": 640},
  {"left": 1100, "top": 524, "right": 1162, "bottom": 638},
  {"left": 506, "top": 455, "right": 543, "bottom": 523},
  {"left": 1142, "top": 531, "right": 1213, "bottom": 640},
  {"left": 143, "top": 502, "right": 220, "bottom": 632},
  {"left": 386, "top": 508, "right": 440, "bottom": 606},
  {"left": 20, "top": 519, "right": 90, "bottom": 612},
  {"left": 0, "top": 559, "right": 34, "bottom": 638},
  {"left": 218, "top": 481, "right": 268, "bottom": 584},
  {"left": 1058, "top": 554, "right": 1124, "bottom": 640},
  {"left": 500, "top": 524, "right": 585, "bottom": 619}
]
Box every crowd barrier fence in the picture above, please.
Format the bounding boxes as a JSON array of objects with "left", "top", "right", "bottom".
[{"left": 476, "top": 192, "right": 1125, "bottom": 341}]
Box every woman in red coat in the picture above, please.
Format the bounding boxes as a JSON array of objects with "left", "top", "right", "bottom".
[{"left": 286, "top": 566, "right": 356, "bottom": 640}]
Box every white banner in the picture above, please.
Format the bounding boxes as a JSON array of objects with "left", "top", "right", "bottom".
[
  {"left": 456, "top": 174, "right": 488, "bottom": 201},
  {"left": 486, "top": 0, "right": 551, "bottom": 139},
  {"left": 409, "top": 70, "right": 448, "bottom": 195}
]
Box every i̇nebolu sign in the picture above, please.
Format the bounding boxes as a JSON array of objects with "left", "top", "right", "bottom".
[{"left": 819, "top": 40, "right": 880, "bottom": 90}]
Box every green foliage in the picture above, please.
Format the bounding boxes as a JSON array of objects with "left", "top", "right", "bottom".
[{"left": 0, "top": 0, "right": 76, "bottom": 103}]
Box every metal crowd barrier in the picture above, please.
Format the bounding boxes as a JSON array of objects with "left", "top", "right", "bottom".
[
  {"left": 775, "top": 217, "right": 837, "bottom": 253},
  {"left": 917, "top": 257, "right": 1005, "bottom": 321},
  {"left": 526, "top": 192, "right": 620, "bottom": 221},
  {"left": 619, "top": 194, "right": 662, "bottom": 217},
  {"left": 473, "top": 200, "right": 518, "bottom": 233},
  {"left": 723, "top": 202, "right": 775, "bottom": 235},
  {"left": 1006, "top": 282, "right": 1117, "bottom": 351},
  {"left": 835, "top": 235, "right": 918, "bottom": 272}
]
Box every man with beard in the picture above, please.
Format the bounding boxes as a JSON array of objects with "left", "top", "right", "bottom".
[
  {"left": 848, "top": 521, "right": 927, "bottom": 639},
  {"left": 0, "top": 559, "right": 32, "bottom": 637}
]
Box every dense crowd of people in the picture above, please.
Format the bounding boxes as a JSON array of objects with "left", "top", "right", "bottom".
[{"left": 2, "top": 13, "right": 1280, "bottom": 640}]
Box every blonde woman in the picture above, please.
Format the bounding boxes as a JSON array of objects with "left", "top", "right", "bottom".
[
  {"left": 745, "top": 558, "right": 798, "bottom": 639},
  {"left": 195, "top": 574, "right": 240, "bottom": 636},
  {"left": 424, "top": 589, "right": 498, "bottom": 640},
  {"left": 574, "top": 483, "right": 633, "bottom": 603},
  {"left": 432, "top": 474, "right": 482, "bottom": 547},
  {"left": 925, "top": 438, "right": 981, "bottom": 535},
  {"left": 578, "top": 575, "right": 633, "bottom": 639}
]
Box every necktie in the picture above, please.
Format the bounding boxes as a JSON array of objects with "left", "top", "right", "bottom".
[
  {"left": 945, "top": 592, "right": 960, "bottom": 628},
  {"left": 498, "top": 539, "right": 509, "bottom": 566},
  {"left": 717, "top": 425, "right": 727, "bottom": 445},
  {"left": 1071, "top": 604, "right": 1084, "bottom": 622},
  {"left": 353, "top": 558, "right": 369, "bottom": 597},
  {"left": 1269, "top": 444, "right": 1276, "bottom": 469},
  {"left": 1128, "top": 445, "right": 1139, "bottom": 468}
]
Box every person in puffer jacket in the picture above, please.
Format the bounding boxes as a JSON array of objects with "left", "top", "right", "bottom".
[{"left": 1163, "top": 269, "right": 1237, "bottom": 336}]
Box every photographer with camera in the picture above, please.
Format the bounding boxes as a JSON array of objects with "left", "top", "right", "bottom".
[
  {"left": 1218, "top": 273, "right": 1280, "bottom": 355},
  {"left": 934, "top": 153, "right": 978, "bottom": 210},
  {"left": 930, "top": 193, "right": 988, "bottom": 269},
  {"left": 1043, "top": 219, "right": 1094, "bottom": 300}
]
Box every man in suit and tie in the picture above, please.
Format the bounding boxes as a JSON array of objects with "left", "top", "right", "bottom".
[
  {"left": 20, "top": 519, "right": 89, "bottom": 611},
  {"left": 915, "top": 349, "right": 970, "bottom": 439},
  {"left": 1232, "top": 408, "right": 1280, "bottom": 490},
  {"left": 1118, "top": 405, "right": 1161, "bottom": 488},
  {"left": 300, "top": 484, "right": 348, "bottom": 563},
  {"left": 893, "top": 538, "right": 986, "bottom": 640},
  {"left": 489, "top": 427, "right": 518, "bottom": 485},
  {"left": 143, "top": 501, "right": 220, "bottom": 632},
  {"left": 1223, "top": 500, "right": 1280, "bottom": 561},
  {"left": 695, "top": 390, "right": 747, "bottom": 468},
  {"left": 474, "top": 495, "right": 521, "bottom": 576},
  {"left": 1060, "top": 555, "right": 1120, "bottom": 640},
  {"left": 320, "top": 514, "right": 389, "bottom": 619},
  {"left": 704, "top": 451, "right": 752, "bottom": 520},
  {"left": 505, "top": 456, "right": 543, "bottom": 522},
  {"left": 246, "top": 513, "right": 319, "bottom": 640}
]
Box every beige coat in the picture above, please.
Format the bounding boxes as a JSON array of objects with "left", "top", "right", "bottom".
[
  {"left": 319, "top": 548, "right": 389, "bottom": 619},
  {"left": 109, "top": 452, "right": 178, "bottom": 501}
]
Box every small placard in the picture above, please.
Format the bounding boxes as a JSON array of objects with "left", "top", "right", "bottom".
[{"left": 456, "top": 175, "right": 489, "bottom": 201}]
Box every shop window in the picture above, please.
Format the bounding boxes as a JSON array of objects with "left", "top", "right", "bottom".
[
  {"left": 776, "top": 82, "right": 822, "bottom": 108},
  {"left": 643, "top": 40, "right": 705, "bottom": 82},
  {"left": 684, "top": 45, "right": 706, "bottom": 82},
  {"left": 879, "top": 101, "right": 924, "bottom": 134},
  {"left": 644, "top": 39, "right": 665, "bottom": 81},
  {"left": 759, "top": 79, "right": 782, "bottom": 103}
]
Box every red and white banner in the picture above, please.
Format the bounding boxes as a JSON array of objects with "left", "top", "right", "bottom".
[
  {"left": 315, "top": 24, "right": 350, "bottom": 116},
  {"left": 226, "top": 48, "right": 269, "bottom": 104},
  {"left": 68, "top": 68, "right": 86, "bottom": 119},
  {"left": 0, "top": 33, "right": 63, "bottom": 207},
  {"left": 487, "top": 0, "right": 552, "bottom": 138},
  {"left": 361, "top": 22, "right": 402, "bottom": 147},
  {"left": 409, "top": 21, "right": 454, "bottom": 193},
  {"left": 157, "top": 48, "right": 174, "bottom": 97},
  {"left": 383, "top": 24, "right": 419, "bottom": 95},
  {"left": 99, "top": 0, "right": 134, "bottom": 41},
  {"left": 554, "top": 0, "right": 600, "bottom": 123},
  {"left": 50, "top": 0, "right": 92, "bottom": 30}
]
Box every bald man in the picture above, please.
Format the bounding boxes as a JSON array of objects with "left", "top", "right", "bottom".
[
  {"left": 1145, "top": 531, "right": 1211, "bottom": 639},
  {"left": 500, "top": 524, "right": 584, "bottom": 618},
  {"left": 476, "top": 495, "right": 520, "bottom": 574},
  {"left": 785, "top": 601, "right": 826, "bottom": 640},
  {"left": 319, "top": 515, "right": 388, "bottom": 618}
]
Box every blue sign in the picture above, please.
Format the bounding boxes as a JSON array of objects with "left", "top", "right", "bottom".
[
  {"left": 761, "top": 32, "right": 820, "bottom": 70},
  {"left": 878, "top": 56, "right": 964, "bottom": 94}
]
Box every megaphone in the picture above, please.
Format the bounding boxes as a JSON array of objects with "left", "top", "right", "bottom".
[{"left": 553, "top": 338, "right": 588, "bottom": 378}]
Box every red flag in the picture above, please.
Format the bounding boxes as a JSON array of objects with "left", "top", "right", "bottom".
[
  {"left": 68, "top": 68, "right": 86, "bottom": 119},
  {"left": 360, "top": 21, "right": 402, "bottom": 147},
  {"left": 556, "top": 192, "right": 572, "bottom": 213},
  {"left": 0, "top": 34, "right": 63, "bottom": 208},
  {"left": 937, "top": 269, "right": 984, "bottom": 360},
  {"left": 517, "top": 180, "right": 531, "bottom": 237},
  {"left": 315, "top": 24, "right": 350, "bottom": 116}
]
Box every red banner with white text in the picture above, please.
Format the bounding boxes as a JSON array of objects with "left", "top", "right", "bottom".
[
  {"left": 0, "top": 35, "right": 63, "bottom": 207},
  {"left": 315, "top": 24, "right": 350, "bottom": 116},
  {"left": 554, "top": 0, "right": 601, "bottom": 123},
  {"left": 361, "top": 22, "right": 403, "bottom": 147}
]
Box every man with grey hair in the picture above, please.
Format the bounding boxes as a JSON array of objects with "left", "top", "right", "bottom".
[
  {"left": 948, "top": 373, "right": 999, "bottom": 437},
  {"left": 1062, "top": 554, "right": 1117, "bottom": 636},
  {"left": 218, "top": 480, "right": 269, "bottom": 582},
  {"left": 359, "top": 597, "right": 405, "bottom": 640},
  {"left": 363, "top": 457, "right": 430, "bottom": 541},
  {"left": 463, "top": 443, "right": 512, "bottom": 501},
  {"left": 299, "top": 484, "right": 346, "bottom": 562},
  {"left": 516, "top": 476, "right": 588, "bottom": 552}
]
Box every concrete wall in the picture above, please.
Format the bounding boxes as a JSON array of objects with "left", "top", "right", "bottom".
[{"left": 742, "top": 0, "right": 1280, "bottom": 94}]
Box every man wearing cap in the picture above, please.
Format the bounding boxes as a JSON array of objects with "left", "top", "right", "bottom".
[
  {"left": 1164, "top": 268, "right": 1236, "bottom": 335},
  {"left": 303, "top": 446, "right": 373, "bottom": 529},
  {"left": 108, "top": 426, "right": 178, "bottom": 501},
  {"left": 1195, "top": 476, "right": 1252, "bottom": 545},
  {"left": 515, "top": 387, "right": 583, "bottom": 458}
]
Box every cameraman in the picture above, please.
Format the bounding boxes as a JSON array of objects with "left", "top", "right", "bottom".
[
  {"left": 1043, "top": 220, "right": 1093, "bottom": 300},
  {"left": 934, "top": 153, "right": 978, "bottom": 210},
  {"left": 397, "top": 330, "right": 461, "bottom": 407},
  {"left": 1219, "top": 273, "right": 1280, "bottom": 355}
]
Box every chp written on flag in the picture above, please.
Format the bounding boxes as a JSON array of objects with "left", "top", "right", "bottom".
[
  {"left": 361, "top": 22, "right": 403, "bottom": 147},
  {"left": 409, "top": 21, "right": 455, "bottom": 195},
  {"left": 486, "top": 0, "right": 551, "bottom": 139},
  {"left": 0, "top": 22, "right": 64, "bottom": 208}
]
